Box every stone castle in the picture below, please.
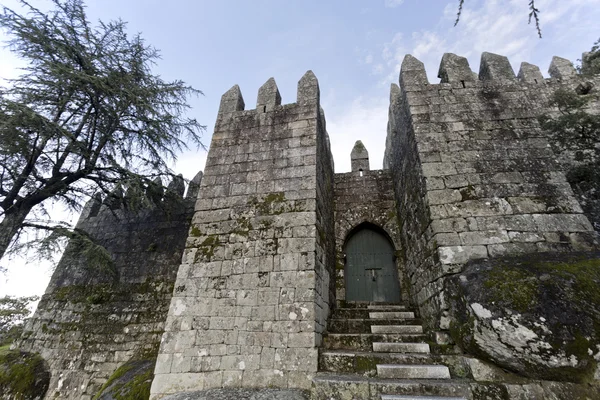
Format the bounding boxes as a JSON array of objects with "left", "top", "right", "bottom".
[{"left": 14, "top": 52, "right": 600, "bottom": 400}]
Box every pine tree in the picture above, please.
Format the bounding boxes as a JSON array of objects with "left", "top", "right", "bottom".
[{"left": 0, "top": 0, "right": 204, "bottom": 260}]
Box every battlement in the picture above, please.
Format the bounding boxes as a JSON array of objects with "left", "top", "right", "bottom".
[
  {"left": 77, "top": 171, "right": 203, "bottom": 224},
  {"left": 401, "top": 52, "right": 586, "bottom": 91},
  {"left": 216, "top": 71, "right": 320, "bottom": 118}
]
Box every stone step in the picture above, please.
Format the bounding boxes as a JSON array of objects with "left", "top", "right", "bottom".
[
  {"left": 323, "top": 333, "right": 427, "bottom": 351},
  {"left": 370, "top": 311, "right": 415, "bottom": 319},
  {"left": 366, "top": 305, "right": 409, "bottom": 310},
  {"left": 319, "top": 351, "right": 467, "bottom": 377},
  {"left": 333, "top": 309, "right": 416, "bottom": 320},
  {"left": 373, "top": 342, "right": 430, "bottom": 353},
  {"left": 377, "top": 365, "right": 451, "bottom": 380},
  {"left": 371, "top": 325, "right": 423, "bottom": 334},
  {"left": 381, "top": 396, "right": 467, "bottom": 400},
  {"left": 312, "top": 373, "right": 471, "bottom": 400},
  {"left": 329, "top": 318, "right": 423, "bottom": 334},
  {"left": 336, "top": 301, "right": 409, "bottom": 309}
]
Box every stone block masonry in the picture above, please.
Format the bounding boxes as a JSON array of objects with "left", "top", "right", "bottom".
[
  {"left": 334, "top": 142, "right": 404, "bottom": 302},
  {"left": 385, "top": 52, "right": 600, "bottom": 330},
  {"left": 18, "top": 177, "right": 198, "bottom": 400},
  {"left": 150, "top": 72, "right": 336, "bottom": 398}
]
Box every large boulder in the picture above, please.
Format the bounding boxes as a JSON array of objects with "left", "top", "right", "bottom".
[
  {"left": 0, "top": 348, "right": 50, "bottom": 400},
  {"left": 94, "top": 359, "right": 154, "bottom": 400},
  {"left": 446, "top": 251, "right": 600, "bottom": 382}
]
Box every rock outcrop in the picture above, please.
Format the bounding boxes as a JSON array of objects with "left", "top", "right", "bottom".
[{"left": 447, "top": 251, "right": 600, "bottom": 382}]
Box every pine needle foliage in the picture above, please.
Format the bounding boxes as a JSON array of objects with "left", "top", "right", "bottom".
[
  {"left": 0, "top": 0, "right": 205, "bottom": 260},
  {"left": 455, "top": 0, "right": 542, "bottom": 38}
]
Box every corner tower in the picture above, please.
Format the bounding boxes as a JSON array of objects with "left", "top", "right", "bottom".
[{"left": 151, "top": 73, "right": 336, "bottom": 397}]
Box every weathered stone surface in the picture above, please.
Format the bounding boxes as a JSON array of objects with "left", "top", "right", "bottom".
[
  {"left": 161, "top": 388, "right": 308, "bottom": 400},
  {"left": 386, "top": 50, "right": 600, "bottom": 332},
  {"left": 334, "top": 167, "right": 403, "bottom": 302},
  {"left": 549, "top": 56, "right": 577, "bottom": 79},
  {"left": 152, "top": 72, "right": 335, "bottom": 397},
  {"left": 479, "top": 52, "right": 515, "bottom": 81},
  {"left": 447, "top": 252, "right": 600, "bottom": 382},
  {"left": 438, "top": 53, "right": 475, "bottom": 84},
  {"left": 256, "top": 78, "right": 281, "bottom": 112},
  {"left": 517, "top": 62, "right": 544, "bottom": 83},
  {"left": 17, "top": 177, "right": 195, "bottom": 399},
  {"left": 350, "top": 140, "right": 369, "bottom": 172}
]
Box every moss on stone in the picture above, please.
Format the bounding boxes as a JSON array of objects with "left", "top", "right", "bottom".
[
  {"left": 483, "top": 268, "right": 539, "bottom": 313},
  {"left": 248, "top": 192, "right": 287, "bottom": 215},
  {"left": 0, "top": 348, "right": 50, "bottom": 399},
  {"left": 449, "top": 252, "right": 600, "bottom": 383},
  {"left": 189, "top": 225, "right": 202, "bottom": 237},
  {"left": 93, "top": 359, "right": 154, "bottom": 400},
  {"left": 93, "top": 363, "right": 134, "bottom": 400},
  {"left": 196, "top": 235, "right": 221, "bottom": 262},
  {"left": 354, "top": 356, "right": 377, "bottom": 372}
]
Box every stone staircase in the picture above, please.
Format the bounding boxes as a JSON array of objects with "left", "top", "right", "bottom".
[{"left": 312, "top": 303, "right": 470, "bottom": 400}]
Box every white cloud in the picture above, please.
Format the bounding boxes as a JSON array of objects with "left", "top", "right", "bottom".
[
  {"left": 384, "top": 0, "right": 405, "bottom": 8},
  {"left": 376, "top": 0, "right": 600, "bottom": 83},
  {"left": 325, "top": 96, "right": 389, "bottom": 173}
]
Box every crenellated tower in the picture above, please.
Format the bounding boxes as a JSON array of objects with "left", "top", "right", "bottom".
[
  {"left": 18, "top": 175, "right": 200, "bottom": 399},
  {"left": 385, "top": 51, "right": 600, "bottom": 332},
  {"left": 150, "top": 72, "right": 336, "bottom": 397}
]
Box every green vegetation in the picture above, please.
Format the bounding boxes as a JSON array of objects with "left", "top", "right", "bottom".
[
  {"left": 0, "top": 295, "right": 38, "bottom": 347},
  {"left": 484, "top": 268, "right": 539, "bottom": 313},
  {"left": 189, "top": 225, "right": 203, "bottom": 237},
  {"left": 196, "top": 235, "right": 221, "bottom": 261},
  {"left": 0, "top": 348, "right": 50, "bottom": 399},
  {"left": 453, "top": 254, "right": 600, "bottom": 383},
  {"left": 249, "top": 192, "right": 286, "bottom": 215},
  {"left": 0, "top": 0, "right": 204, "bottom": 261},
  {"left": 93, "top": 359, "right": 154, "bottom": 400}
]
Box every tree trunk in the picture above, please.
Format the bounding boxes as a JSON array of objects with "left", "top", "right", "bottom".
[{"left": 0, "top": 206, "right": 31, "bottom": 260}]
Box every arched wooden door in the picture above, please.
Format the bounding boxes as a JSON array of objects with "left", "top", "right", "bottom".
[{"left": 344, "top": 227, "right": 401, "bottom": 302}]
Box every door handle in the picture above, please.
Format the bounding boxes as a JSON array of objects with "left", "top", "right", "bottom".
[{"left": 365, "top": 268, "right": 382, "bottom": 282}]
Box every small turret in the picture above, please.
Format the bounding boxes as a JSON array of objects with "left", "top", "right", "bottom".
[
  {"left": 297, "top": 70, "right": 320, "bottom": 106},
  {"left": 167, "top": 174, "right": 185, "bottom": 198},
  {"left": 517, "top": 62, "right": 544, "bottom": 83},
  {"left": 185, "top": 170, "right": 203, "bottom": 200},
  {"left": 438, "top": 53, "right": 475, "bottom": 84},
  {"left": 218, "top": 84, "right": 245, "bottom": 115},
  {"left": 479, "top": 52, "right": 515, "bottom": 81},
  {"left": 400, "top": 55, "right": 429, "bottom": 89},
  {"left": 549, "top": 56, "right": 577, "bottom": 79},
  {"left": 351, "top": 140, "right": 369, "bottom": 173},
  {"left": 77, "top": 193, "right": 102, "bottom": 224},
  {"left": 256, "top": 78, "right": 281, "bottom": 112}
]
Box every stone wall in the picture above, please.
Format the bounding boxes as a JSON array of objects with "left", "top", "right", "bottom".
[
  {"left": 333, "top": 164, "right": 404, "bottom": 302},
  {"left": 385, "top": 52, "right": 600, "bottom": 330},
  {"left": 18, "top": 178, "right": 197, "bottom": 400},
  {"left": 151, "top": 73, "right": 335, "bottom": 398}
]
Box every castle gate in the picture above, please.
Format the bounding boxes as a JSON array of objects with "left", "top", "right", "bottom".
[{"left": 344, "top": 226, "right": 401, "bottom": 302}]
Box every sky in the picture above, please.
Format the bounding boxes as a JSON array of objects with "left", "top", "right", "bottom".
[{"left": 1, "top": 0, "right": 599, "bottom": 302}]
